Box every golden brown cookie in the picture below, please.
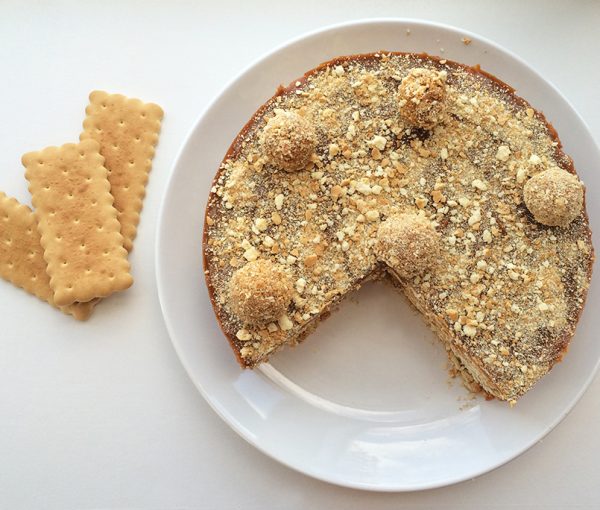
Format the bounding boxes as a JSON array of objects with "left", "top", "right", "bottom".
[
  {"left": 23, "top": 139, "right": 132, "bottom": 306},
  {"left": 0, "top": 191, "right": 96, "bottom": 319},
  {"left": 81, "top": 91, "right": 163, "bottom": 251}
]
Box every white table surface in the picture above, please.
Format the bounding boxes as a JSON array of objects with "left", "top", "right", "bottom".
[{"left": 1, "top": 1, "right": 599, "bottom": 508}]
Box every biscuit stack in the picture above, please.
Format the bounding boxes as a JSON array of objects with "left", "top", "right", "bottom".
[{"left": 0, "top": 91, "right": 163, "bottom": 319}]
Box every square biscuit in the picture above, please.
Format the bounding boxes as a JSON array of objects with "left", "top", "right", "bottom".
[
  {"left": 23, "top": 139, "right": 133, "bottom": 306},
  {"left": 0, "top": 191, "right": 96, "bottom": 320},
  {"left": 81, "top": 91, "right": 163, "bottom": 251}
]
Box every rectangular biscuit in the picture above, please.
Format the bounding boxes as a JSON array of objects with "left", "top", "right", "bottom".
[
  {"left": 0, "top": 192, "right": 96, "bottom": 320},
  {"left": 23, "top": 139, "right": 133, "bottom": 306},
  {"left": 80, "top": 90, "right": 164, "bottom": 251}
]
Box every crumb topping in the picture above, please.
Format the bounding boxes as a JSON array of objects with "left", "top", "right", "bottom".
[{"left": 204, "top": 53, "right": 594, "bottom": 401}]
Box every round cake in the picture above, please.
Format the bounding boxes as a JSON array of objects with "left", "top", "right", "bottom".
[{"left": 203, "top": 52, "right": 594, "bottom": 403}]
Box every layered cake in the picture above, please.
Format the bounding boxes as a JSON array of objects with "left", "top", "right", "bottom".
[{"left": 203, "top": 52, "right": 594, "bottom": 403}]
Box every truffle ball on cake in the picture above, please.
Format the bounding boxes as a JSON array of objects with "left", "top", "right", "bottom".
[
  {"left": 398, "top": 68, "right": 447, "bottom": 129},
  {"left": 375, "top": 213, "right": 440, "bottom": 278},
  {"left": 523, "top": 167, "right": 584, "bottom": 227},
  {"left": 228, "top": 259, "right": 293, "bottom": 325},
  {"left": 261, "top": 110, "right": 317, "bottom": 172}
]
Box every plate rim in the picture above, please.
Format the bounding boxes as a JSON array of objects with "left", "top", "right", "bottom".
[{"left": 155, "top": 17, "right": 600, "bottom": 491}]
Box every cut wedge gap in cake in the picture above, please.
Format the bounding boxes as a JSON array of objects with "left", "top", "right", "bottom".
[{"left": 265, "top": 277, "right": 481, "bottom": 411}]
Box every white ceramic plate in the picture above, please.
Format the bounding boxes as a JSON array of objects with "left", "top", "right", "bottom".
[{"left": 156, "top": 19, "right": 599, "bottom": 491}]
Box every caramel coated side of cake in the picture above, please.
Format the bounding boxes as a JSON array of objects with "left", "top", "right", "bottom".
[{"left": 203, "top": 52, "right": 594, "bottom": 402}]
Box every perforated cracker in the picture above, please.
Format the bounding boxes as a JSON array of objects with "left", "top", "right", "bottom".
[
  {"left": 0, "top": 192, "right": 96, "bottom": 320},
  {"left": 23, "top": 139, "right": 133, "bottom": 306},
  {"left": 81, "top": 91, "right": 163, "bottom": 252}
]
